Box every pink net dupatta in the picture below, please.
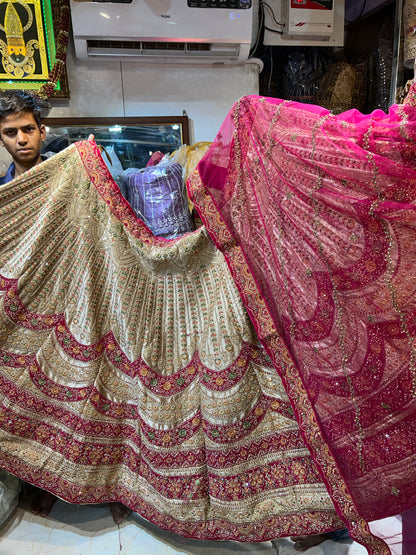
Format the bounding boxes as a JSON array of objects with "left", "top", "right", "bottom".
[{"left": 189, "top": 86, "right": 416, "bottom": 551}]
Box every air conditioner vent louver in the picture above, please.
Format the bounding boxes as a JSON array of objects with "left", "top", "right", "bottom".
[
  {"left": 87, "top": 40, "right": 212, "bottom": 52},
  {"left": 86, "top": 40, "right": 240, "bottom": 58}
]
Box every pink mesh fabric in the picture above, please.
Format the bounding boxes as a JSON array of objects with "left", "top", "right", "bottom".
[{"left": 189, "top": 86, "right": 416, "bottom": 549}]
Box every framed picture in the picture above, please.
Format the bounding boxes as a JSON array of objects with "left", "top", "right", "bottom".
[{"left": 0, "top": 0, "right": 70, "bottom": 98}]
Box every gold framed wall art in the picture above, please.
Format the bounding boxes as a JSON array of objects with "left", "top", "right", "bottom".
[{"left": 0, "top": 0, "right": 69, "bottom": 98}]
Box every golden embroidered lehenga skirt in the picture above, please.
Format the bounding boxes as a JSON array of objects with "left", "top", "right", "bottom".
[
  {"left": 2, "top": 85, "right": 416, "bottom": 553},
  {"left": 0, "top": 144, "right": 344, "bottom": 542}
]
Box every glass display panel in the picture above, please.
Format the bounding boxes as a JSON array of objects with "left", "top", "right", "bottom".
[{"left": 43, "top": 116, "right": 190, "bottom": 170}]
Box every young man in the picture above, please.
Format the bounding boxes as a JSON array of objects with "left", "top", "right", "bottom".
[
  {"left": 0, "top": 90, "right": 48, "bottom": 184},
  {"left": 0, "top": 90, "right": 128, "bottom": 525}
]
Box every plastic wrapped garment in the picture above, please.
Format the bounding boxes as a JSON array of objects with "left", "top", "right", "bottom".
[
  {"left": 101, "top": 145, "right": 128, "bottom": 199},
  {"left": 168, "top": 142, "right": 212, "bottom": 212},
  {"left": 125, "top": 162, "right": 193, "bottom": 238},
  {"left": 0, "top": 470, "right": 19, "bottom": 526}
]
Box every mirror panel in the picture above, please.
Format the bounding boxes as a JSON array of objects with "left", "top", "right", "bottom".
[{"left": 43, "top": 116, "right": 190, "bottom": 169}]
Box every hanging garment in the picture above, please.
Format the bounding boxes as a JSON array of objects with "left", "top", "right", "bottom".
[
  {"left": 188, "top": 84, "right": 416, "bottom": 554},
  {"left": 125, "top": 161, "right": 193, "bottom": 239},
  {"left": 0, "top": 142, "right": 345, "bottom": 542},
  {"left": 3, "top": 80, "right": 416, "bottom": 551}
]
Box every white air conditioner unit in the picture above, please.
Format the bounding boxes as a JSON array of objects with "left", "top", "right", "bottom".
[{"left": 70, "top": 0, "right": 256, "bottom": 64}]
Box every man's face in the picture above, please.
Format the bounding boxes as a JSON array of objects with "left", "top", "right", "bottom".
[{"left": 0, "top": 111, "right": 46, "bottom": 171}]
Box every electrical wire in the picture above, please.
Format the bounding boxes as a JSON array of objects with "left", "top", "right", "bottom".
[
  {"left": 260, "top": 0, "right": 285, "bottom": 27},
  {"left": 250, "top": 0, "right": 265, "bottom": 56},
  {"left": 264, "top": 25, "right": 283, "bottom": 34},
  {"left": 267, "top": 46, "right": 274, "bottom": 95},
  {"left": 345, "top": 0, "right": 367, "bottom": 24}
]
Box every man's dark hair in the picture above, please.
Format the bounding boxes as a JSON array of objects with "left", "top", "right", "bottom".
[{"left": 0, "top": 90, "right": 50, "bottom": 128}]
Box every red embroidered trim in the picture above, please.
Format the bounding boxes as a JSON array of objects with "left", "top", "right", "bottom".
[
  {"left": 75, "top": 142, "right": 171, "bottom": 245},
  {"left": 0, "top": 447, "right": 346, "bottom": 542},
  {"left": 188, "top": 169, "right": 391, "bottom": 553}
]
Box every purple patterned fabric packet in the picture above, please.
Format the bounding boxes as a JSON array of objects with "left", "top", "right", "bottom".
[{"left": 125, "top": 163, "right": 193, "bottom": 239}]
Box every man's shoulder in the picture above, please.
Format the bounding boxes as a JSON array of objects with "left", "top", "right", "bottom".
[{"left": 0, "top": 162, "right": 15, "bottom": 185}]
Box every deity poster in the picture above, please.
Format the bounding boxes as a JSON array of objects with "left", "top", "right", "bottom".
[{"left": 0, "top": 0, "right": 66, "bottom": 95}]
